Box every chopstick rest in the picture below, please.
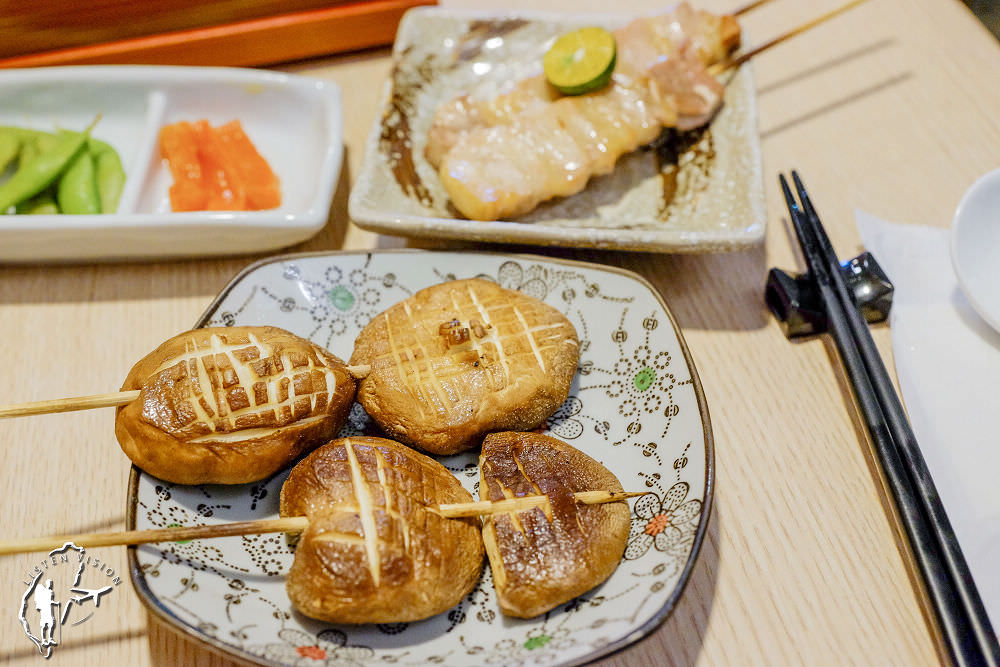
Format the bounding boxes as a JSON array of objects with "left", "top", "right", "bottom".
[{"left": 765, "top": 251, "right": 893, "bottom": 338}]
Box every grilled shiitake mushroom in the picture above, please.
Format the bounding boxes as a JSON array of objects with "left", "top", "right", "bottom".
[
  {"left": 479, "top": 431, "right": 630, "bottom": 618},
  {"left": 280, "top": 436, "right": 484, "bottom": 623},
  {"left": 350, "top": 279, "right": 579, "bottom": 455},
  {"left": 115, "top": 326, "right": 356, "bottom": 485}
]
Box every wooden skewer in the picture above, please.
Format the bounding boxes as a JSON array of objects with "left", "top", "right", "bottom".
[
  {"left": 729, "top": 0, "right": 775, "bottom": 16},
  {"left": 347, "top": 364, "right": 370, "bottom": 379},
  {"left": 0, "top": 491, "right": 648, "bottom": 556},
  {"left": 0, "top": 517, "right": 311, "bottom": 555},
  {"left": 709, "top": 0, "right": 872, "bottom": 76},
  {"left": 0, "top": 364, "right": 372, "bottom": 420},
  {"left": 436, "top": 490, "right": 647, "bottom": 518},
  {"left": 0, "top": 390, "right": 142, "bottom": 418}
]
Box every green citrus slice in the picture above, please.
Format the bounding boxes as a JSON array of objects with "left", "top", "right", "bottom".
[{"left": 543, "top": 26, "right": 617, "bottom": 96}]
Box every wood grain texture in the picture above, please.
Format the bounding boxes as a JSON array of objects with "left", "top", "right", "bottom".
[{"left": 2, "top": 0, "right": 998, "bottom": 664}]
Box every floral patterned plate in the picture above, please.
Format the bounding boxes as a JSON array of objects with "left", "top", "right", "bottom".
[{"left": 127, "top": 250, "right": 714, "bottom": 666}]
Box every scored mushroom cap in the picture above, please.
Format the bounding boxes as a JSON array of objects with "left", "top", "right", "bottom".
[
  {"left": 115, "top": 326, "right": 356, "bottom": 485},
  {"left": 479, "top": 431, "right": 630, "bottom": 618},
  {"left": 350, "top": 278, "right": 580, "bottom": 455},
  {"left": 280, "top": 436, "right": 484, "bottom": 624}
]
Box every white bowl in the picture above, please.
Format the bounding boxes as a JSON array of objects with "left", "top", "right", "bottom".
[{"left": 951, "top": 168, "right": 1000, "bottom": 332}]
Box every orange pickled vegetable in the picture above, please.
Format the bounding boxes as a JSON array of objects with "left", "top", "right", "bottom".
[
  {"left": 158, "top": 119, "right": 281, "bottom": 212},
  {"left": 159, "top": 121, "right": 206, "bottom": 212},
  {"left": 192, "top": 120, "right": 246, "bottom": 211},
  {"left": 215, "top": 120, "right": 282, "bottom": 210}
]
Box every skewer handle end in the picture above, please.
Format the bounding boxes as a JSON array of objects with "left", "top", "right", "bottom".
[{"left": 0, "top": 389, "right": 141, "bottom": 419}]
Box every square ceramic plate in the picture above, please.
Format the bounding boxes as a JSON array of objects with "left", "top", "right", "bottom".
[
  {"left": 127, "top": 250, "right": 714, "bottom": 666},
  {"left": 0, "top": 66, "right": 342, "bottom": 263},
  {"left": 349, "top": 8, "right": 765, "bottom": 252}
]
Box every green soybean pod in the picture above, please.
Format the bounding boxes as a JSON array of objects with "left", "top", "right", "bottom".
[
  {"left": 0, "top": 124, "right": 93, "bottom": 213},
  {"left": 57, "top": 148, "right": 101, "bottom": 214},
  {"left": 0, "top": 130, "right": 20, "bottom": 174},
  {"left": 33, "top": 131, "right": 58, "bottom": 154},
  {"left": 0, "top": 127, "right": 60, "bottom": 157},
  {"left": 14, "top": 138, "right": 41, "bottom": 172},
  {"left": 89, "top": 139, "right": 125, "bottom": 214},
  {"left": 15, "top": 189, "right": 59, "bottom": 215}
]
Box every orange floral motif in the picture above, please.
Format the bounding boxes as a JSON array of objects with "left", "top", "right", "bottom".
[
  {"left": 260, "top": 627, "right": 373, "bottom": 664},
  {"left": 625, "top": 482, "right": 703, "bottom": 563},
  {"left": 296, "top": 645, "right": 326, "bottom": 660},
  {"left": 644, "top": 513, "right": 671, "bottom": 536}
]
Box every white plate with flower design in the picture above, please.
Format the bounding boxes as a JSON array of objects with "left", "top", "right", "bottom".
[{"left": 127, "top": 250, "right": 714, "bottom": 666}]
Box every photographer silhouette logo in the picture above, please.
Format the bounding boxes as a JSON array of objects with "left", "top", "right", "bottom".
[{"left": 18, "top": 543, "right": 119, "bottom": 659}]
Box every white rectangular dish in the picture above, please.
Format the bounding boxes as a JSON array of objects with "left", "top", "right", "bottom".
[
  {"left": 0, "top": 66, "right": 342, "bottom": 262},
  {"left": 349, "top": 8, "right": 766, "bottom": 253}
]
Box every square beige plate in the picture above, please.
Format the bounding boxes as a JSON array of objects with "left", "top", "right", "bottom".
[{"left": 349, "top": 7, "right": 765, "bottom": 252}]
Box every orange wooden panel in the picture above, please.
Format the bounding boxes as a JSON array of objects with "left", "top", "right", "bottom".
[
  {"left": 0, "top": 0, "right": 435, "bottom": 68},
  {"left": 0, "top": 0, "right": 361, "bottom": 60}
]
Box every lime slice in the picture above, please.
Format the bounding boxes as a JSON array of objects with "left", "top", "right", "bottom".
[{"left": 543, "top": 27, "right": 617, "bottom": 96}]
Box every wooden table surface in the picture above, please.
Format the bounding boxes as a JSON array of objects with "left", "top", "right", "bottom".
[{"left": 2, "top": 0, "right": 997, "bottom": 664}]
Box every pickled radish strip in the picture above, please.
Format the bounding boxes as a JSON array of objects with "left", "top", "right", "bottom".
[
  {"left": 159, "top": 120, "right": 281, "bottom": 212},
  {"left": 215, "top": 120, "right": 282, "bottom": 210},
  {"left": 158, "top": 121, "right": 206, "bottom": 212},
  {"left": 192, "top": 120, "right": 247, "bottom": 211}
]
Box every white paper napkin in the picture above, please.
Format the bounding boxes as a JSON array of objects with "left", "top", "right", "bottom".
[{"left": 855, "top": 211, "right": 1000, "bottom": 629}]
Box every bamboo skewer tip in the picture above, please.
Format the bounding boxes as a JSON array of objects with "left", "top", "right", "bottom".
[
  {"left": 711, "top": 0, "right": 873, "bottom": 76},
  {"left": 0, "top": 490, "right": 648, "bottom": 555}
]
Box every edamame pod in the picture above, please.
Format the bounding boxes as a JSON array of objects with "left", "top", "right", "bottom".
[
  {"left": 57, "top": 149, "right": 100, "bottom": 214},
  {"left": 33, "top": 131, "right": 58, "bottom": 155},
  {"left": 0, "top": 127, "right": 58, "bottom": 155},
  {"left": 90, "top": 142, "right": 125, "bottom": 213},
  {"left": 0, "top": 132, "right": 20, "bottom": 173},
  {"left": 88, "top": 137, "right": 114, "bottom": 154},
  {"left": 17, "top": 138, "right": 40, "bottom": 165},
  {"left": 15, "top": 189, "right": 59, "bottom": 215},
  {"left": 0, "top": 120, "right": 95, "bottom": 213}
]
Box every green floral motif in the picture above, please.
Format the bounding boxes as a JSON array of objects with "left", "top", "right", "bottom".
[
  {"left": 524, "top": 634, "right": 552, "bottom": 650},
  {"left": 327, "top": 286, "right": 355, "bottom": 311},
  {"left": 167, "top": 523, "right": 191, "bottom": 544},
  {"left": 634, "top": 367, "right": 656, "bottom": 392}
]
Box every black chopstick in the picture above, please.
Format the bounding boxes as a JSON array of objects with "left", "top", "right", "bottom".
[
  {"left": 790, "top": 171, "right": 1000, "bottom": 664},
  {"left": 779, "top": 173, "right": 1000, "bottom": 667}
]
